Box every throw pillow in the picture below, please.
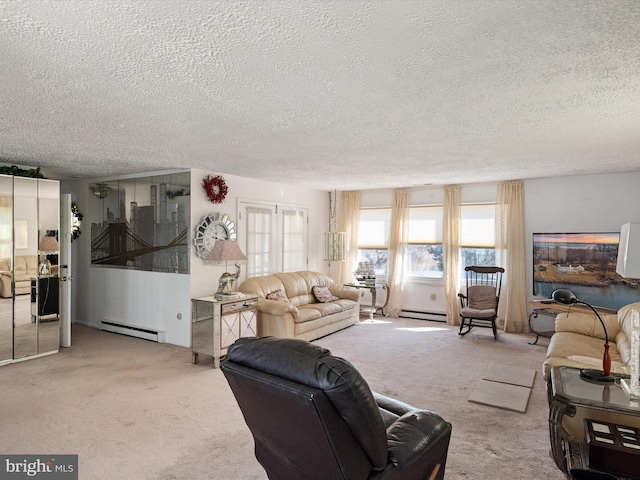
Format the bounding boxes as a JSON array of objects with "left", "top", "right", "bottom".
[
  {"left": 312, "top": 285, "right": 338, "bottom": 303},
  {"left": 266, "top": 289, "right": 290, "bottom": 303}
]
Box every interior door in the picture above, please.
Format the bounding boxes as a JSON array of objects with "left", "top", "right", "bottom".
[{"left": 59, "top": 194, "right": 71, "bottom": 348}]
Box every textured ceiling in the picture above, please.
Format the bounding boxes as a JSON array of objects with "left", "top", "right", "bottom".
[{"left": 1, "top": 1, "right": 640, "bottom": 191}]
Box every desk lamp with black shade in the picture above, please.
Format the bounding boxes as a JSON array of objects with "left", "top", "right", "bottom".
[{"left": 552, "top": 288, "right": 614, "bottom": 383}]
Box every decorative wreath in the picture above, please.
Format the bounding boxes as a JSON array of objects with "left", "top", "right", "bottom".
[
  {"left": 71, "top": 201, "right": 83, "bottom": 242},
  {"left": 202, "top": 174, "right": 228, "bottom": 204}
]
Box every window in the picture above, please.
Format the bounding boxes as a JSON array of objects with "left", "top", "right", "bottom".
[
  {"left": 357, "top": 208, "right": 390, "bottom": 275},
  {"left": 356, "top": 203, "right": 496, "bottom": 281},
  {"left": 244, "top": 205, "right": 274, "bottom": 278},
  {"left": 239, "top": 201, "right": 308, "bottom": 278},
  {"left": 460, "top": 204, "right": 496, "bottom": 270},
  {"left": 281, "top": 208, "right": 307, "bottom": 272},
  {"left": 407, "top": 206, "right": 443, "bottom": 278}
]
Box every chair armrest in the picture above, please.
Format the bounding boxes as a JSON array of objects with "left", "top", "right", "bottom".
[
  {"left": 374, "top": 391, "right": 416, "bottom": 417},
  {"left": 0, "top": 270, "right": 11, "bottom": 278},
  {"left": 330, "top": 284, "right": 360, "bottom": 302},
  {"left": 257, "top": 298, "right": 299, "bottom": 317},
  {"left": 386, "top": 410, "right": 452, "bottom": 468}
]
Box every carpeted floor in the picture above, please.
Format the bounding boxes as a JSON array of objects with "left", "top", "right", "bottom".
[{"left": 0, "top": 316, "right": 565, "bottom": 480}]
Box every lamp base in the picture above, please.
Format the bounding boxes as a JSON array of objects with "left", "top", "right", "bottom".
[{"left": 579, "top": 369, "right": 615, "bottom": 383}]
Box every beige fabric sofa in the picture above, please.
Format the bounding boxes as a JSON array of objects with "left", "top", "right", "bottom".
[
  {"left": 238, "top": 271, "right": 360, "bottom": 341},
  {"left": 543, "top": 302, "right": 640, "bottom": 381},
  {"left": 0, "top": 255, "right": 38, "bottom": 297}
]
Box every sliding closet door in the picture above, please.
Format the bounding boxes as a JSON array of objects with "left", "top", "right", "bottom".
[
  {"left": 0, "top": 175, "right": 12, "bottom": 363},
  {"left": 13, "top": 177, "right": 38, "bottom": 359},
  {"left": 38, "top": 179, "right": 60, "bottom": 354}
]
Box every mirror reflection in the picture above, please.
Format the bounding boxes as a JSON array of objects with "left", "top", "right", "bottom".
[
  {"left": 0, "top": 174, "right": 60, "bottom": 363},
  {"left": 0, "top": 175, "right": 12, "bottom": 362},
  {"left": 13, "top": 177, "right": 38, "bottom": 359},
  {"left": 37, "top": 179, "right": 60, "bottom": 354}
]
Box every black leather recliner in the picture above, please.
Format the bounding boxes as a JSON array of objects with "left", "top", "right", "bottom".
[{"left": 221, "top": 336, "right": 452, "bottom": 480}]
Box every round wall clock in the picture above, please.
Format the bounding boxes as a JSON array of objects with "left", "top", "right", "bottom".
[{"left": 194, "top": 212, "right": 237, "bottom": 258}]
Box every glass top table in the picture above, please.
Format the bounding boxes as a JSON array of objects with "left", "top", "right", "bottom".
[
  {"left": 344, "top": 282, "right": 389, "bottom": 320},
  {"left": 548, "top": 367, "right": 640, "bottom": 479}
]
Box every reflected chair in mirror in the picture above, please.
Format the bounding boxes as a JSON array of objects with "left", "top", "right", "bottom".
[
  {"left": 221, "top": 336, "right": 452, "bottom": 480},
  {"left": 458, "top": 265, "right": 505, "bottom": 340}
]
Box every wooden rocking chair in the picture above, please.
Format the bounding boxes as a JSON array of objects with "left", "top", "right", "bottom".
[{"left": 458, "top": 266, "right": 504, "bottom": 340}]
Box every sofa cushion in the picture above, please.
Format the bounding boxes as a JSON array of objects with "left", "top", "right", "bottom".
[
  {"left": 295, "top": 306, "right": 323, "bottom": 323},
  {"left": 312, "top": 285, "right": 338, "bottom": 303},
  {"left": 266, "top": 289, "right": 290, "bottom": 303},
  {"left": 276, "top": 271, "right": 334, "bottom": 306},
  {"left": 304, "top": 302, "right": 343, "bottom": 317},
  {"left": 555, "top": 311, "right": 619, "bottom": 340},
  {"left": 0, "top": 257, "right": 10, "bottom": 272}
]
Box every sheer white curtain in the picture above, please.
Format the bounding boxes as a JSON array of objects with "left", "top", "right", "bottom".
[
  {"left": 443, "top": 185, "right": 461, "bottom": 326},
  {"left": 386, "top": 189, "right": 409, "bottom": 317},
  {"left": 497, "top": 180, "right": 528, "bottom": 333},
  {"left": 338, "top": 191, "right": 360, "bottom": 285}
]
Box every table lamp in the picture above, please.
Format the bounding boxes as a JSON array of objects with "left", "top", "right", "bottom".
[
  {"left": 203, "top": 240, "right": 247, "bottom": 299},
  {"left": 552, "top": 288, "right": 614, "bottom": 383},
  {"left": 39, "top": 235, "right": 59, "bottom": 276}
]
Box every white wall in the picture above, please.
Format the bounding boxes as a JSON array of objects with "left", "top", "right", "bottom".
[{"left": 65, "top": 169, "right": 328, "bottom": 347}]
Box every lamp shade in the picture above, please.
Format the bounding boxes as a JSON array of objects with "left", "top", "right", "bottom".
[
  {"left": 39, "top": 236, "right": 59, "bottom": 253},
  {"left": 203, "top": 240, "right": 247, "bottom": 263},
  {"left": 616, "top": 223, "right": 640, "bottom": 279}
]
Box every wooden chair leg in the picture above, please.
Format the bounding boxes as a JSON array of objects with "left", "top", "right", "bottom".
[{"left": 458, "top": 318, "right": 472, "bottom": 336}]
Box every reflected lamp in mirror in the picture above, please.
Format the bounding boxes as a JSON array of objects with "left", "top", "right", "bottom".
[
  {"left": 552, "top": 288, "right": 614, "bottom": 383},
  {"left": 203, "top": 240, "right": 247, "bottom": 299},
  {"left": 39, "top": 235, "right": 59, "bottom": 276},
  {"left": 89, "top": 183, "right": 111, "bottom": 199},
  {"left": 323, "top": 231, "right": 346, "bottom": 262}
]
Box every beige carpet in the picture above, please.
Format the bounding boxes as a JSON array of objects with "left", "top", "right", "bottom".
[{"left": 0, "top": 316, "right": 564, "bottom": 480}]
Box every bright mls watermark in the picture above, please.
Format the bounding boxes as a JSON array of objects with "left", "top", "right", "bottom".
[{"left": 0, "top": 455, "right": 77, "bottom": 479}]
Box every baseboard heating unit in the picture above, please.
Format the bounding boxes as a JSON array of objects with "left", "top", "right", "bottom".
[
  {"left": 100, "top": 320, "right": 166, "bottom": 343},
  {"left": 399, "top": 309, "right": 447, "bottom": 322}
]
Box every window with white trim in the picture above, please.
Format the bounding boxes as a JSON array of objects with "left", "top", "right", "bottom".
[
  {"left": 281, "top": 208, "right": 307, "bottom": 272},
  {"left": 357, "top": 208, "right": 390, "bottom": 275},
  {"left": 460, "top": 204, "right": 496, "bottom": 271},
  {"left": 407, "top": 206, "right": 444, "bottom": 278}
]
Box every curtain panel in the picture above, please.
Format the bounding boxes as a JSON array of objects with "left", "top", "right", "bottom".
[
  {"left": 386, "top": 189, "right": 409, "bottom": 317},
  {"left": 338, "top": 191, "right": 361, "bottom": 285},
  {"left": 497, "top": 180, "right": 528, "bottom": 333},
  {"left": 443, "top": 185, "right": 461, "bottom": 325}
]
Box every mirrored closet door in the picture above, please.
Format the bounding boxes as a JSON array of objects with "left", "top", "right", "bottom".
[{"left": 0, "top": 174, "right": 60, "bottom": 365}]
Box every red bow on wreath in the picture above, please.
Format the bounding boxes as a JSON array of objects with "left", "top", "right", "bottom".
[{"left": 202, "top": 175, "right": 228, "bottom": 204}]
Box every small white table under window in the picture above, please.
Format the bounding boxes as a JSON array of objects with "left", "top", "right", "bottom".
[{"left": 345, "top": 282, "right": 389, "bottom": 320}]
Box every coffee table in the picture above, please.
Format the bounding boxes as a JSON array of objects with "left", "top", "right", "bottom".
[{"left": 548, "top": 367, "right": 640, "bottom": 479}]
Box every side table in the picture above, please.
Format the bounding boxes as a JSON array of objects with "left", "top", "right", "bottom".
[
  {"left": 345, "top": 282, "right": 389, "bottom": 320},
  {"left": 191, "top": 294, "right": 258, "bottom": 368},
  {"left": 527, "top": 303, "right": 556, "bottom": 345},
  {"left": 548, "top": 366, "right": 640, "bottom": 479}
]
